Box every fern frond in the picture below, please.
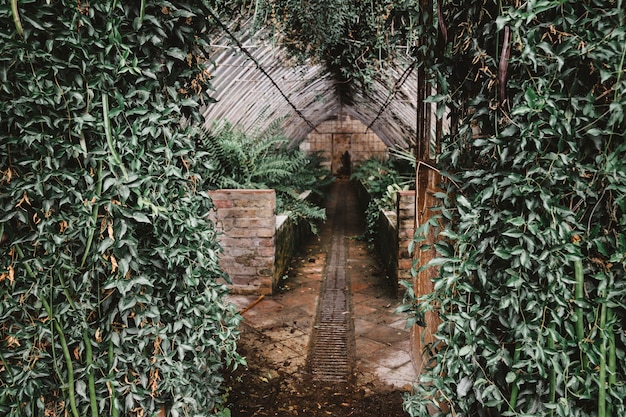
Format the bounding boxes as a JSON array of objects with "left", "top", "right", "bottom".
[{"left": 194, "top": 119, "right": 332, "bottom": 230}]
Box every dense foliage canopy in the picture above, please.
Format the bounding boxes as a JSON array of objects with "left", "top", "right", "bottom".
[{"left": 256, "top": 0, "right": 422, "bottom": 100}]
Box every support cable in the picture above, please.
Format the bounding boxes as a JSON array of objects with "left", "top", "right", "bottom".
[
  {"left": 205, "top": 7, "right": 320, "bottom": 133},
  {"left": 364, "top": 59, "right": 418, "bottom": 133}
]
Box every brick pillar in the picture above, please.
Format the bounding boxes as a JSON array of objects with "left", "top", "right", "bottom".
[
  {"left": 207, "top": 189, "right": 276, "bottom": 294},
  {"left": 397, "top": 190, "right": 416, "bottom": 290}
]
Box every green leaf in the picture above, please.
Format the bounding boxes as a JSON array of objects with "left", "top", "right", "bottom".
[
  {"left": 166, "top": 48, "right": 188, "bottom": 61},
  {"left": 132, "top": 213, "right": 151, "bottom": 223},
  {"left": 459, "top": 345, "right": 472, "bottom": 356},
  {"left": 428, "top": 257, "right": 452, "bottom": 266},
  {"left": 525, "top": 87, "right": 538, "bottom": 108},
  {"left": 457, "top": 194, "right": 472, "bottom": 208},
  {"left": 507, "top": 216, "right": 525, "bottom": 227},
  {"left": 496, "top": 15, "right": 510, "bottom": 31},
  {"left": 502, "top": 229, "right": 523, "bottom": 238},
  {"left": 494, "top": 248, "right": 512, "bottom": 259}
]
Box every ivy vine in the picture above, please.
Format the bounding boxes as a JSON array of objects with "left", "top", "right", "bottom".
[
  {"left": 1, "top": 1, "right": 244, "bottom": 416},
  {"left": 404, "top": 1, "right": 626, "bottom": 416}
]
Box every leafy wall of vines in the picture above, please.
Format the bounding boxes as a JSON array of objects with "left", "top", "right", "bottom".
[
  {"left": 405, "top": 0, "right": 626, "bottom": 416},
  {"left": 1, "top": 1, "right": 243, "bottom": 416}
]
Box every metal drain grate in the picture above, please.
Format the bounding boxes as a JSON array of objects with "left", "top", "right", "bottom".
[
  {"left": 309, "top": 280, "right": 352, "bottom": 382},
  {"left": 307, "top": 182, "right": 354, "bottom": 383},
  {"left": 309, "top": 323, "right": 349, "bottom": 381},
  {"left": 318, "top": 289, "right": 347, "bottom": 322}
]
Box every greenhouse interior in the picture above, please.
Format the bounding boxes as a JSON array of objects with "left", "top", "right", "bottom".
[{"left": 1, "top": 1, "right": 625, "bottom": 416}]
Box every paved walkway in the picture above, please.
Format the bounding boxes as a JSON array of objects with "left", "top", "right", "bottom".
[{"left": 227, "top": 179, "right": 416, "bottom": 394}]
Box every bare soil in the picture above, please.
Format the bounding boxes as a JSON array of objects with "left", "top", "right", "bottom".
[{"left": 224, "top": 323, "right": 410, "bottom": 417}]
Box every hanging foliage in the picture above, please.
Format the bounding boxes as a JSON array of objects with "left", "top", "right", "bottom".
[
  {"left": 404, "top": 0, "right": 626, "bottom": 416},
  {"left": 257, "top": 0, "right": 422, "bottom": 99},
  {"left": 0, "top": 1, "right": 244, "bottom": 416}
]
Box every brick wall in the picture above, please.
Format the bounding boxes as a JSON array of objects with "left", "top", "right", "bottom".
[
  {"left": 353, "top": 182, "right": 415, "bottom": 296},
  {"left": 207, "top": 189, "right": 276, "bottom": 295},
  {"left": 299, "top": 113, "right": 388, "bottom": 174},
  {"left": 396, "top": 190, "right": 416, "bottom": 286}
]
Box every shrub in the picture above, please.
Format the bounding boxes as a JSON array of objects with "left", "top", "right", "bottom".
[
  {"left": 351, "top": 154, "right": 414, "bottom": 245},
  {"left": 403, "top": 1, "right": 626, "bottom": 416}
]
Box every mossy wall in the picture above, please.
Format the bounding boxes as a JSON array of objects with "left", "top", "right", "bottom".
[
  {"left": 376, "top": 209, "right": 399, "bottom": 294},
  {"left": 275, "top": 210, "right": 313, "bottom": 288}
]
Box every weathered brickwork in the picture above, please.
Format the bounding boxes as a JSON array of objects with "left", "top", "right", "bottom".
[
  {"left": 207, "top": 189, "right": 277, "bottom": 294},
  {"left": 300, "top": 113, "right": 388, "bottom": 174},
  {"left": 396, "top": 190, "right": 416, "bottom": 285},
  {"left": 207, "top": 189, "right": 312, "bottom": 295}
]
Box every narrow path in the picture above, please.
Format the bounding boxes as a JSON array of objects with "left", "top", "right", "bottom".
[
  {"left": 307, "top": 180, "right": 356, "bottom": 383},
  {"left": 225, "top": 179, "right": 415, "bottom": 416}
]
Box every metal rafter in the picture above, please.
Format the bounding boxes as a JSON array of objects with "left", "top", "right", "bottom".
[{"left": 206, "top": 7, "right": 320, "bottom": 133}]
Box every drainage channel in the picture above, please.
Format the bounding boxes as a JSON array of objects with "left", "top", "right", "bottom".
[{"left": 307, "top": 181, "right": 355, "bottom": 383}]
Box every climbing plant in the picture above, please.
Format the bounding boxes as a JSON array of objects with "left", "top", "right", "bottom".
[
  {"left": 403, "top": 1, "right": 626, "bottom": 416},
  {"left": 0, "top": 1, "right": 245, "bottom": 416}
]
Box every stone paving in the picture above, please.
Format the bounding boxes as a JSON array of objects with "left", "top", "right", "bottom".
[{"left": 227, "top": 180, "right": 417, "bottom": 394}]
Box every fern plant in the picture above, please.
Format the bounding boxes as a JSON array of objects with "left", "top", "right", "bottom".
[{"left": 195, "top": 122, "right": 331, "bottom": 231}]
